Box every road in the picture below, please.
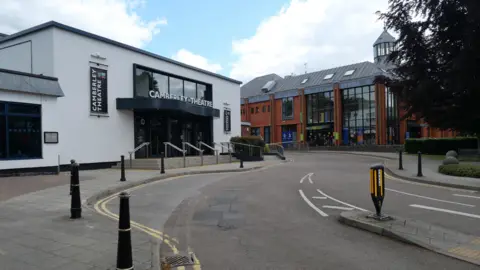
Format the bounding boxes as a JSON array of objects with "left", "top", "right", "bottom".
[{"left": 102, "top": 152, "right": 480, "bottom": 269}]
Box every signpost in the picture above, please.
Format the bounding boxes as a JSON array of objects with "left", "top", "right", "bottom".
[{"left": 368, "top": 164, "right": 392, "bottom": 220}]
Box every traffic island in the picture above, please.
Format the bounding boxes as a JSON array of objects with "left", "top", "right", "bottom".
[{"left": 339, "top": 210, "right": 480, "bottom": 266}]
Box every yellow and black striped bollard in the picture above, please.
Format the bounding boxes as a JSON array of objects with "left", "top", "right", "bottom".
[{"left": 370, "top": 164, "right": 385, "bottom": 218}]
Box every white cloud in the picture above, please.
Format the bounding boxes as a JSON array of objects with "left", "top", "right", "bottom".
[
  {"left": 173, "top": 49, "right": 223, "bottom": 73},
  {"left": 0, "top": 0, "right": 166, "bottom": 48},
  {"left": 230, "top": 0, "right": 388, "bottom": 83}
]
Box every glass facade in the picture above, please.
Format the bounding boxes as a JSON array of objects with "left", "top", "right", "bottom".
[
  {"left": 134, "top": 67, "right": 209, "bottom": 100},
  {"left": 342, "top": 85, "right": 376, "bottom": 145},
  {"left": 374, "top": 42, "right": 395, "bottom": 58},
  {"left": 386, "top": 87, "right": 400, "bottom": 144},
  {"left": 0, "top": 102, "right": 42, "bottom": 159},
  {"left": 306, "top": 91, "right": 334, "bottom": 146}
]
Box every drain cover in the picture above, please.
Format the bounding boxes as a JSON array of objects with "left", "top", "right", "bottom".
[{"left": 162, "top": 254, "right": 195, "bottom": 268}]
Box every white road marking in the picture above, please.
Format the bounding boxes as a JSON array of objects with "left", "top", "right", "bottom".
[
  {"left": 298, "top": 189, "right": 328, "bottom": 217},
  {"left": 308, "top": 173, "right": 313, "bottom": 184},
  {"left": 312, "top": 196, "right": 327, "bottom": 199},
  {"left": 385, "top": 173, "right": 477, "bottom": 192},
  {"left": 316, "top": 189, "right": 369, "bottom": 212},
  {"left": 386, "top": 188, "right": 475, "bottom": 207},
  {"left": 453, "top": 194, "right": 480, "bottom": 200},
  {"left": 300, "top": 173, "right": 314, "bottom": 184},
  {"left": 410, "top": 204, "right": 480, "bottom": 219},
  {"left": 322, "top": 205, "right": 354, "bottom": 211}
]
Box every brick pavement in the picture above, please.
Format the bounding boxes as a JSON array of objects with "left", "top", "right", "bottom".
[{"left": 0, "top": 160, "right": 281, "bottom": 270}]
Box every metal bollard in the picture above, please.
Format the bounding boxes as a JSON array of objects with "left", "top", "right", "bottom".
[
  {"left": 120, "top": 155, "right": 126, "bottom": 182},
  {"left": 69, "top": 159, "right": 75, "bottom": 195},
  {"left": 398, "top": 150, "right": 403, "bottom": 170},
  {"left": 116, "top": 192, "right": 134, "bottom": 270},
  {"left": 239, "top": 150, "right": 244, "bottom": 169},
  {"left": 160, "top": 152, "right": 165, "bottom": 174},
  {"left": 417, "top": 151, "right": 423, "bottom": 177},
  {"left": 70, "top": 163, "right": 82, "bottom": 219}
]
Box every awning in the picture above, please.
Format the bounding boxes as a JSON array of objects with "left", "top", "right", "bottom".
[
  {"left": 116, "top": 98, "right": 220, "bottom": 117},
  {"left": 0, "top": 68, "right": 64, "bottom": 97}
]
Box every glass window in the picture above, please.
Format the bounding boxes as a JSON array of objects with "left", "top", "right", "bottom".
[
  {"left": 8, "top": 103, "right": 41, "bottom": 115},
  {"left": 197, "top": 84, "right": 206, "bottom": 100},
  {"left": 344, "top": 69, "right": 355, "bottom": 76},
  {"left": 250, "top": 108, "right": 254, "bottom": 114},
  {"left": 7, "top": 115, "right": 42, "bottom": 159},
  {"left": 282, "top": 97, "right": 294, "bottom": 120},
  {"left": 184, "top": 81, "right": 196, "bottom": 98},
  {"left": 324, "top": 74, "right": 334, "bottom": 80},
  {"left": 0, "top": 115, "right": 5, "bottom": 158},
  {"left": 268, "top": 105, "right": 270, "bottom": 112},
  {"left": 380, "top": 44, "right": 385, "bottom": 55},
  {"left": 135, "top": 68, "right": 151, "bottom": 98},
  {"left": 256, "top": 107, "right": 259, "bottom": 113},
  {"left": 0, "top": 103, "right": 4, "bottom": 114},
  {"left": 262, "top": 106, "right": 266, "bottom": 113},
  {"left": 152, "top": 73, "right": 168, "bottom": 96},
  {"left": 169, "top": 77, "right": 183, "bottom": 97},
  {"left": 342, "top": 86, "right": 376, "bottom": 145},
  {"left": 307, "top": 95, "right": 313, "bottom": 124}
]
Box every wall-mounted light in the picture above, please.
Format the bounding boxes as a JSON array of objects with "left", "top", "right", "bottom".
[{"left": 91, "top": 52, "right": 107, "bottom": 60}]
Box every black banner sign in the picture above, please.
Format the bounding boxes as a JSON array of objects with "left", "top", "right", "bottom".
[
  {"left": 224, "top": 109, "right": 231, "bottom": 133},
  {"left": 90, "top": 67, "right": 108, "bottom": 114}
]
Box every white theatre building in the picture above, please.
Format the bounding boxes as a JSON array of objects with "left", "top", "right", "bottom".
[{"left": 0, "top": 21, "right": 241, "bottom": 173}]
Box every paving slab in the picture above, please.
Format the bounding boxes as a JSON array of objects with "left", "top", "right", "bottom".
[{"left": 339, "top": 210, "right": 480, "bottom": 266}]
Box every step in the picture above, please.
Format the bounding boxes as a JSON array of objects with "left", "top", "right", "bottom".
[{"left": 112, "top": 155, "right": 238, "bottom": 170}]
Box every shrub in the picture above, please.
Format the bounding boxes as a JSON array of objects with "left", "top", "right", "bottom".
[
  {"left": 230, "top": 136, "right": 265, "bottom": 157},
  {"left": 446, "top": 150, "right": 458, "bottom": 158},
  {"left": 442, "top": 156, "right": 459, "bottom": 165},
  {"left": 404, "top": 137, "right": 477, "bottom": 155},
  {"left": 438, "top": 164, "right": 480, "bottom": 178}
]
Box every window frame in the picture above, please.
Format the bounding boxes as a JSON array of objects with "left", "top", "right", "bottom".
[
  {"left": 282, "top": 97, "right": 294, "bottom": 120},
  {"left": 323, "top": 73, "right": 334, "bottom": 80}
]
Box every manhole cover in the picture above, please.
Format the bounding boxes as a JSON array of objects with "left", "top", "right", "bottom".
[{"left": 162, "top": 253, "right": 195, "bottom": 268}]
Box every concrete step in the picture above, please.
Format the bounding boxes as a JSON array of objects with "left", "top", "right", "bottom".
[{"left": 112, "top": 155, "right": 238, "bottom": 170}]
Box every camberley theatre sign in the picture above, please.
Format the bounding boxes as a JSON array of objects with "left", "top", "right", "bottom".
[{"left": 148, "top": 90, "right": 213, "bottom": 108}]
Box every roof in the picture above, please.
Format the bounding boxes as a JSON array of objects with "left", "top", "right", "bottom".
[
  {"left": 0, "top": 21, "right": 242, "bottom": 85},
  {"left": 0, "top": 68, "right": 64, "bottom": 97},
  {"left": 241, "top": 61, "right": 388, "bottom": 99},
  {"left": 0, "top": 33, "right": 7, "bottom": 38},
  {"left": 373, "top": 29, "right": 396, "bottom": 46}
]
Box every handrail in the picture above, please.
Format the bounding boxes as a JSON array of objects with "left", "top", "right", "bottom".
[
  {"left": 164, "top": 142, "right": 187, "bottom": 168},
  {"left": 199, "top": 141, "right": 219, "bottom": 164},
  {"left": 128, "top": 142, "right": 150, "bottom": 168},
  {"left": 183, "top": 142, "right": 204, "bottom": 166},
  {"left": 214, "top": 142, "right": 232, "bottom": 163},
  {"left": 230, "top": 141, "right": 262, "bottom": 148}
]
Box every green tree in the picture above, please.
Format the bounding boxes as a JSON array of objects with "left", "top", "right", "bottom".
[{"left": 378, "top": 0, "right": 480, "bottom": 150}]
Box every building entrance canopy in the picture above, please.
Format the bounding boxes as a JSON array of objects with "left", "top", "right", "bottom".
[{"left": 116, "top": 98, "right": 220, "bottom": 117}]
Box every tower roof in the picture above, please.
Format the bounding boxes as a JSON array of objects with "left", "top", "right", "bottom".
[{"left": 373, "top": 29, "right": 396, "bottom": 46}]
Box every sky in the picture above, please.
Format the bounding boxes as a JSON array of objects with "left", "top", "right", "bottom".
[{"left": 0, "top": 0, "right": 389, "bottom": 84}]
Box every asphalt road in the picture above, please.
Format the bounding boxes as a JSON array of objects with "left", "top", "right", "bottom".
[{"left": 105, "top": 152, "right": 480, "bottom": 269}]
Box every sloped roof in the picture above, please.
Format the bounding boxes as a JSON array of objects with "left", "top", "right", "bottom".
[
  {"left": 0, "top": 21, "right": 241, "bottom": 85},
  {"left": 0, "top": 68, "right": 64, "bottom": 97},
  {"left": 241, "top": 61, "right": 387, "bottom": 99},
  {"left": 373, "top": 29, "right": 396, "bottom": 46}
]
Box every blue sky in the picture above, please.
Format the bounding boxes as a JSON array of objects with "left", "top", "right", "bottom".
[{"left": 139, "top": 0, "right": 287, "bottom": 77}]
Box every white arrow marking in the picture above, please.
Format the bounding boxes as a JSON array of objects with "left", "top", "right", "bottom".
[
  {"left": 322, "top": 205, "right": 354, "bottom": 211},
  {"left": 312, "top": 196, "right": 327, "bottom": 199},
  {"left": 410, "top": 204, "right": 480, "bottom": 219},
  {"left": 299, "top": 190, "right": 328, "bottom": 217},
  {"left": 316, "top": 189, "right": 369, "bottom": 212},
  {"left": 453, "top": 194, "right": 480, "bottom": 200},
  {"left": 308, "top": 173, "right": 313, "bottom": 184},
  {"left": 300, "top": 173, "right": 313, "bottom": 184}
]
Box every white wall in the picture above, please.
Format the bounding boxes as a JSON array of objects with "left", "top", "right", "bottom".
[
  {"left": 0, "top": 90, "right": 61, "bottom": 170},
  {"left": 49, "top": 27, "right": 240, "bottom": 166},
  {"left": 0, "top": 28, "right": 54, "bottom": 76}
]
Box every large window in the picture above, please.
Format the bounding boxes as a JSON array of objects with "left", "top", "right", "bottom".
[
  {"left": 282, "top": 97, "right": 294, "bottom": 120},
  {"left": 0, "top": 102, "right": 42, "bottom": 159},
  {"left": 306, "top": 91, "right": 334, "bottom": 125},
  {"left": 134, "top": 66, "right": 209, "bottom": 100},
  {"left": 342, "top": 86, "right": 376, "bottom": 145},
  {"left": 386, "top": 87, "right": 400, "bottom": 144}
]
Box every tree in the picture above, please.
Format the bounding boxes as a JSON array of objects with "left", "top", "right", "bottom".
[{"left": 378, "top": 0, "right": 480, "bottom": 150}]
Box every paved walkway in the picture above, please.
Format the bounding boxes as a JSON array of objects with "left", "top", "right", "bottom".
[
  {"left": 0, "top": 160, "right": 280, "bottom": 270},
  {"left": 313, "top": 150, "right": 480, "bottom": 190}
]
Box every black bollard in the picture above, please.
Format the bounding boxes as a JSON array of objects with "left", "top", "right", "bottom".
[
  {"left": 239, "top": 150, "right": 244, "bottom": 169},
  {"left": 417, "top": 151, "right": 423, "bottom": 177},
  {"left": 398, "top": 150, "right": 403, "bottom": 170},
  {"left": 160, "top": 152, "right": 165, "bottom": 174},
  {"left": 120, "top": 155, "right": 126, "bottom": 182},
  {"left": 116, "top": 192, "right": 134, "bottom": 270},
  {"left": 69, "top": 159, "right": 75, "bottom": 195},
  {"left": 70, "top": 163, "right": 82, "bottom": 219}
]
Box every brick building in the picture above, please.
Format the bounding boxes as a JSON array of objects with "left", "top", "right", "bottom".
[{"left": 240, "top": 30, "right": 455, "bottom": 146}]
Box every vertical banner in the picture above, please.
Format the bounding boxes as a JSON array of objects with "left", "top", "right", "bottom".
[
  {"left": 90, "top": 67, "right": 108, "bottom": 114},
  {"left": 224, "top": 109, "right": 231, "bottom": 133}
]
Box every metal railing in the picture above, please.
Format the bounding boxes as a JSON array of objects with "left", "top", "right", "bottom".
[
  {"left": 183, "top": 142, "right": 204, "bottom": 166},
  {"left": 266, "top": 143, "right": 285, "bottom": 157},
  {"left": 199, "top": 141, "right": 219, "bottom": 164},
  {"left": 128, "top": 142, "right": 150, "bottom": 168},
  {"left": 214, "top": 142, "right": 232, "bottom": 163},
  {"left": 229, "top": 141, "right": 264, "bottom": 158},
  {"left": 164, "top": 142, "right": 187, "bottom": 168}
]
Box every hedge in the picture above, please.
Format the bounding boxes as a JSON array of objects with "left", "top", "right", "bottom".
[
  {"left": 230, "top": 136, "right": 265, "bottom": 157},
  {"left": 438, "top": 164, "right": 480, "bottom": 178},
  {"left": 405, "top": 137, "right": 478, "bottom": 155}
]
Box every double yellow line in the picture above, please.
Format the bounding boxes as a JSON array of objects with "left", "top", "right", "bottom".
[{"left": 93, "top": 176, "right": 201, "bottom": 269}]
